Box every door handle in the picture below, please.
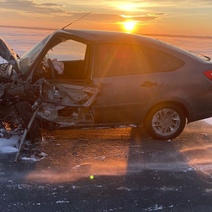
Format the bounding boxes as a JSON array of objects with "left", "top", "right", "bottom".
[{"left": 140, "top": 81, "right": 157, "bottom": 87}]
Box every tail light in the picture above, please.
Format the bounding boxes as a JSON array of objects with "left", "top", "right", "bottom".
[{"left": 204, "top": 70, "right": 212, "bottom": 81}]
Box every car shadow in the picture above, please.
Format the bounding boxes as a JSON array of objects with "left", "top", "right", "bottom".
[
  {"left": 127, "top": 127, "right": 191, "bottom": 173},
  {"left": 125, "top": 123, "right": 212, "bottom": 210}
]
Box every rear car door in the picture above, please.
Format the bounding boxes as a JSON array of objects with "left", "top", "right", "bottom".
[
  {"left": 92, "top": 42, "right": 185, "bottom": 124},
  {"left": 92, "top": 43, "right": 163, "bottom": 123}
]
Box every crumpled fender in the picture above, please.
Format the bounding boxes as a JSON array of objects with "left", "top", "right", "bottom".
[{"left": 0, "top": 37, "right": 20, "bottom": 73}]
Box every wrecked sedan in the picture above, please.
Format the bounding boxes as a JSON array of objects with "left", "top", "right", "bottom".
[{"left": 1, "top": 29, "right": 212, "bottom": 143}]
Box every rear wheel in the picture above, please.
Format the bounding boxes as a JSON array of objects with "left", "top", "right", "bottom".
[{"left": 144, "top": 104, "right": 186, "bottom": 140}]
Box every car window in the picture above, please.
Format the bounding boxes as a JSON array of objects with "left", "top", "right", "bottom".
[
  {"left": 46, "top": 39, "right": 86, "bottom": 61},
  {"left": 93, "top": 44, "right": 148, "bottom": 78},
  {"left": 44, "top": 39, "right": 89, "bottom": 80},
  {"left": 0, "top": 56, "right": 7, "bottom": 64},
  {"left": 142, "top": 46, "right": 185, "bottom": 73},
  {"left": 93, "top": 44, "right": 184, "bottom": 78}
]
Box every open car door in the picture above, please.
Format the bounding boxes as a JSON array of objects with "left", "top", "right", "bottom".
[
  {"left": 34, "top": 36, "right": 101, "bottom": 127},
  {"left": 37, "top": 80, "right": 100, "bottom": 127}
]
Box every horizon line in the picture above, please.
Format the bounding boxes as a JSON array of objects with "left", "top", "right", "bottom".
[
  {"left": 0, "top": 24, "right": 212, "bottom": 39},
  {"left": 0, "top": 24, "right": 56, "bottom": 31}
]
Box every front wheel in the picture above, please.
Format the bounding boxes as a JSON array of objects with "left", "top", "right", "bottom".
[{"left": 144, "top": 104, "right": 186, "bottom": 140}]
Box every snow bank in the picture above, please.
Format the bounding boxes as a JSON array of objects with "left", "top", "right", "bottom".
[{"left": 0, "top": 136, "right": 18, "bottom": 153}]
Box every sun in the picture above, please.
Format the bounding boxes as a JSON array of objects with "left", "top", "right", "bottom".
[{"left": 123, "top": 20, "right": 137, "bottom": 32}]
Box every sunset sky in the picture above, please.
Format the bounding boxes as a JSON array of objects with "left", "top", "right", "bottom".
[{"left": 0, "top": 0, "right": 212, "bottom": 36}]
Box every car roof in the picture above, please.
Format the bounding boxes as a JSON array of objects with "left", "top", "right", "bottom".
[
  {"left": 58, "top": 29, "right": 160, "bottom": 45},
  {"left": 53, "top": 29, "right": 202, "bottom": 61}
]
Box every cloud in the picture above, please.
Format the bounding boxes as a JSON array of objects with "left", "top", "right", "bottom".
[
  {"left": 0, "top": 0, "right": 64, "bottom": 13},
  {"left": 0, "top": 0, "right": 165, "bottom": 24},
  {"left": 1, "top": 0, "right": 212, "bottom": 30},
  {"left": 2, "top": 0, "right": 212, "bottom": 14},
  {"left": 121, "top": 13, "right": 165, "bottom": 21},
  {"left": 84, "top": 12, "right": 164, "bottom": 22},
  {"left": 134, "top": 0, "right": 212, "bottom": 7},
  {"left": 41, "top": 3, "right": 63, "bottom": 7}
]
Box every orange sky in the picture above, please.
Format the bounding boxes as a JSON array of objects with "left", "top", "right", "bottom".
[{"left": 0, "top": 0, "right": 212, "bottom": 36}]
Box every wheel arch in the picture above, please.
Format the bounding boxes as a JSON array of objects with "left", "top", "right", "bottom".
[
  {"left": 143, "top": 101, "right": 189, "bottom": 140},
  {"left": 143, "top": 100, "right": 190, "bottom": 124}
]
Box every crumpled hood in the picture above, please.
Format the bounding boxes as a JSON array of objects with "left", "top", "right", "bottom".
[{"left": 0, "top": 37, "right": 19, "bottom": 72}]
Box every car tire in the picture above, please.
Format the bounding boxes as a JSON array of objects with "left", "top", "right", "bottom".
[{"left": 144, "top": 104, "right": 186, "bottom": 140}]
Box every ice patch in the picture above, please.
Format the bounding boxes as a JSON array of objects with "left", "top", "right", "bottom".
[
  {"left": 0, "top": 136, "right": 18, "bottom": 153},
  {"left": 21, "top": 152, "right": 48, "bottom": 162},
  {"left": 21, "top": 156, "right": 40, "bottom": 162},
  {"left": 56, "top": 200, "right": 70, "bottom": 204},
  {"left": 144, "top": 204, "right": 163, "bottom": 211}
]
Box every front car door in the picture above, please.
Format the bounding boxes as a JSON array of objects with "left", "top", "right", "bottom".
[{"left": 32, "top": 36, "right": 101, "bottom": 126}]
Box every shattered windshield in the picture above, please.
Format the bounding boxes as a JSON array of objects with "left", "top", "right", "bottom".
[{"left": 18, "top": 35, "right": 51, "bottom": 73}]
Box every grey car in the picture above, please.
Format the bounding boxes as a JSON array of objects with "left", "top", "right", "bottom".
[{"left": 1, "top": 29, "right": 212, "bottom": 142}]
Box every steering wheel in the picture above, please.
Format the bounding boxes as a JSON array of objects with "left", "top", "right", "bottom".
[{"left": 47, "top": 58, "right": 56, "bottom": 79}]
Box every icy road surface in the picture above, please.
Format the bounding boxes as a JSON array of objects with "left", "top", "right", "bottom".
[{"left": 0, "top": 120, "right": 211, "bottom": 211}]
